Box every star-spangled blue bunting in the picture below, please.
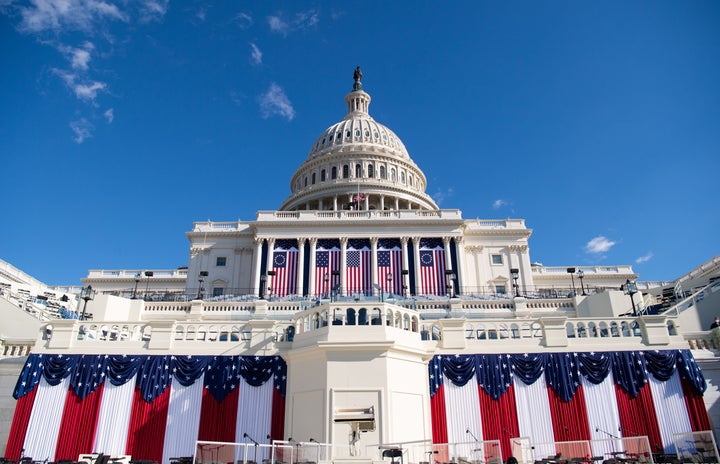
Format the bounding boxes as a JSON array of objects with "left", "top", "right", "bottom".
[
  {"left": 347, "top": 238, "right": 370, "bottom": 250},
  {"left": 428, "top": 350, "right": 707, "bottom": 401},
  {"left": 544, "top": 353, "right": 581, "bottom": 402},
  {"left": 443, "top": 354, "right": 476, "bottom": 386},
  {"left": 476, "top": 354, "right": 513, "bottom": 400},
  {"left": 71, "top": 354, "right": 108, "bottom": 399},
  {"left": 677, "top": 349, "right": 706, "bottom": 393},
  {"left": 13, "top": 354, "right": 289, "bottom": 402}
]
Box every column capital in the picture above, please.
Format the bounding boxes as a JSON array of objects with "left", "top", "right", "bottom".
[
  {"left": 370, "top": 237, "right": 379, "bottom": 246},
  {"left": 411, "top": 236, "right": 421, "bottom": 244},
  {"left": 455, "top": 235, "right": 464, "bottom": 245},
  {"left": 400, "top": 236, "right": 410, "bottom": 246},
  {"left": 254, "top": 237, "right": 264, "bottom": 247},
  {"left": 509, "top": 245, "right": 528, "bottom": 252},
  {"left": 340, "top": 237, "right": 349, "bottom": 247},
  {"left": 442, "top": 236, "right": 451, "bottom": 247},
  {"left": 308, "top": 237, "right": 318, "bottom": 247}
]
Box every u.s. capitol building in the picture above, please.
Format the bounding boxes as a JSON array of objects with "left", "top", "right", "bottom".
[{"left": 3, "top": 69, "right": 719, "bottom": 464}]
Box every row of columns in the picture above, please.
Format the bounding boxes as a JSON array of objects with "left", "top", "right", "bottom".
[
  {"left": 251, "top": 236, "right": 466, "bottom": 297},
  {"left": 306, "top": 194, "right": 415, "bottom": 212}
]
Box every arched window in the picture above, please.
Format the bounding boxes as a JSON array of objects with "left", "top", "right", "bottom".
[
  {"left": 311, "top": 173, "right": 316, "bottom": 184},
  {"left": 355, "top": 164, "right": 362, "bottom": 178},
  {"left": 368, "top": 165, "right": 374, "bottom": 178},
  {"left": 380, "top": 166, "right": 386, "bottom": 179},
  {"left": 304, "top": 177, "right": 308, "bottom": 187},
  {"left": 390, "top": 168, "right": 396, "bottom": 181},
  {"left": 332, "top": 167, "right": 337, "bottom": 179},
  {"left": 321, "top": 169, "right": 326, "bottom": 182},
  {"left": 401, "top": 171, "right": 406, "bottom": 184},
  {"left": 343, "top": 165, "right": 349, "bottom": 179}
]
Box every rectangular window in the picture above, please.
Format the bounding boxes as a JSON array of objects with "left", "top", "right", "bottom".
[
  {"left": 495, "top": 285, "right": 506, "bottom": 294},
  {"left": 216, "top": 257, "right": 227, "bottom": 267},
  {"left": 213, "top": 287, "right": 224, "bottom": 297},
  {"left": 491, "top": 254, "right": 503, "bottom": 265}
]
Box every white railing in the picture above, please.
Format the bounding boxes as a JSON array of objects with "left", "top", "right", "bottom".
[{"left": 86, "top": 269, "right": 188, "bottom": 279}]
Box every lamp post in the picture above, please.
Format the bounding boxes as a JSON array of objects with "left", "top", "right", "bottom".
[
  {"left": 324, "top": 273, "right": 329, "bottom": 299},
  {"left": 386, "top": 272, "right": 393, "bottom": 297},
  {"left": 332, "top": 270, "right": 340, "bottom": 300},
  {"left": 197, "top": 271, "right": 208, "bottom": 300},
  {"left": 144, "top": 271, "right": 154, "bottom": 300},
  {"left": 445, "top": 269, "right": 456, "bottom": 298},
  {"left": 79, "top": 285, "right": 95, "bottom": 321},
  {"left": 623, "top": 279, "right": 638, "bottom": 317},
  {"left": 132, "top": 272, "right": 141, "bottom": 299},
  {"left": 510, "top": 268, "right": 520, "bottom": 297},
  {"left": 578, "top": 270, "right": 586, "bottom": 296},
  {"left": 267, "top": 271, "right": 276, "bottom": 300},
  {"left": 567, "top": 267, "right": 577, "bottom": 296},
  {"left": 402, "top": 269, "right": 409, "bottom": 298},
  {"left": 260, "top": 275, "right": 267, "bottom": 299}
]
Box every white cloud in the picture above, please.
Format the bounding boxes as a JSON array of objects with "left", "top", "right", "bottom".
[
  {"left": 234, "top": 12, "right": 253, "bottom": 29},
  {"left": 249, "top": 42, "right": 262, "bottom": 65},
  {"left": 432, "top": 188, "right": 454, "bottom": 207},
  {"left": 74, "top": 81, "right": 106, "bottom": 101},
  {"left": 268, "top": 9, "right": 318, "bottom": 36},
  {"left": 267, "top": 15, "right": 288, "bottom": 35},
  {"left": 259, "top": 83, "right": 295, "bottom": 120},
  {"left": 103, "top": 108, "right": 114, "bottom": 123},
  {"left": 70, "top": 118, "right": 93, "bottom": 143},
  {"left": 635, "top": 252, "right": 653, "bottom": 264},
  {"left": 585, "top": 236, "right": 616, "bottom": 254},
  {"left": 53, "top": 68, "right": 106, "bottom": 102},
  {"left": 196, "top": 7, "right": 206, "bottom": 22},
  {"left": 17, "top": 0, "right": 126, "bottom": 33},
  {"left": 138, "top": 0, "right": 168, "bottom": 22},
  {"left": 59, "top": 41, "right": 94, "bottom": 70},
  {"left": 492, "top": 199, "right": 506, "bottom": 209}
]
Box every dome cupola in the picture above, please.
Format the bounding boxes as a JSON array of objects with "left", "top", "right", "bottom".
[{"left": 279, "top": 68, "right": 438, "bottom": 212}]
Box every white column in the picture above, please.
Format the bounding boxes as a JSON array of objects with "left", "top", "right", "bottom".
[
  {"left": 340, "top": 237, "right": 348, "bottom": 296},
  {"left": 401, "top": 237, "right": 410, "bottom": 295},
  {"left": 394, "top": 197, "right": 399, "bottom": 210},
  {"left": 333, "top": 195, "right": 338, "bottom": 211},
  {"left": 412, "top": 236, "right": 421, "bottom": 294},
  {"left": 252, "top": 238, "right": 263, "bottom": 296},
  {"left": 443, "top": 237, "right": 453, "bottom": 271},
  {"left": 296, "top": 239, "right": 305, "bottom": 296},
  {"left": 455, "top": 236, "right": 466, "bottom": 295},
  {"left": 265, "top": 238, "right": 276, "bottom": 280},
  {"left": 370, "top": 237, "right": 379, "bottom": 293},
  {"left": 308, "top": 238, "right": 318, "bottom": 297},
  {"left": 380, "top": 195, "right": 385, "bottom": 210},
  {"left": 364, "top": 194, "right": 369, "bottom": 210},
  {"left": 319, "top": 198, "right": 324, "bottom": 210}
]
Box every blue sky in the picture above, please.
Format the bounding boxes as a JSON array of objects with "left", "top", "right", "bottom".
[{"left": 1, "top": 1, "right": 718, "bottom": 286}]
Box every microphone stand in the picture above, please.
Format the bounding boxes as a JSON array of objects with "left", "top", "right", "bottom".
[
  {"left": 244, "top": 432, "right": 260, "bottom": 464},
  {"left": 596, "top": 426, "right": 622, "bottom": 461}
]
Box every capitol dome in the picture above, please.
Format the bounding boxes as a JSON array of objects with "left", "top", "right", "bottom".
[{"left": 279, "top": 68, "right": 439, "bottom": 212}]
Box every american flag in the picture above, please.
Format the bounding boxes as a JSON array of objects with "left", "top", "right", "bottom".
[
  {"left": 271, "top": 239, "right": 298, "bottom": 297},
  {"left": 314, "top": 239, "right": 340, "bottom": 297},
  {"left": 377, "top": 238, "right": 403, "bottom": 294},
  {"left": 419, "top": 238, "right": 446, "bottom": 296},
  {"left": 346, "top": 239, "right": 371, "bottom": 295}
]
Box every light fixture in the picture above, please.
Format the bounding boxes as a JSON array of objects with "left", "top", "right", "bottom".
[
  {"left": 578, "top": 269, "right": 586, "bottom": 295},
  {"left": 197, "top": 271, "right": 209, "bottom": 300},
  {"left": 144, "top": 271, "right": 154, "bottom": 299},
  {"left": 567, "top": 267, "right": 577, "bottom": 296},
  {"left": 132, "top": 272, "right": 141, "bottom": 299},
  {"left": 445, "top": 269, "right": 456, "bottom": 298},
  {"left": 510, "top": 268, "right": 520, "bottom": 297},
  {"left": 79, "top": 285, "right": 95, "bottom": 320},
  {"left": 623, "top": 279, "right": 638, "bottom": 317}
]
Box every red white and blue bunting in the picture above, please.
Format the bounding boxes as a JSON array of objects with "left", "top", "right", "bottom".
[
  {"left": 6, "top": 354, "right": 287, "bottom": 464},
  {"left": 429, "top": 350, "right": 709, "bottom": 460}
]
